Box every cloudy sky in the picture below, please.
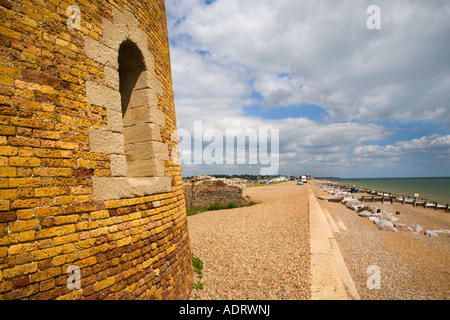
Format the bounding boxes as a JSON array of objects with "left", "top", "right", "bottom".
[{"left": 165, "top": 0, "right": 450, "bottom": 178}]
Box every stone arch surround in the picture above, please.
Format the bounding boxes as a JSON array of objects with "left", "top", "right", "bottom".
[{"left": 84, "top": 6, "right": 171, "bottom": 202}]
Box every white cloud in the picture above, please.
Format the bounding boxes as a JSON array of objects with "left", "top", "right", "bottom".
[
  {"left": 166, "top": 0, "right": 450, "bottom": 177},
  {"left": 352, "top": 134, "right": 450, "bottom": 164},
  {"left": 168, "top": 0, "right": 450, "bottom": 123},
  {"left": 397, "top": 134, "right": 450, "bottom": 153},
  {"left": 170, "top": 46, "right": 251, "bottom": 100},
  {"left": 176, "top": 112, "right": 391, "bottom": 176}
]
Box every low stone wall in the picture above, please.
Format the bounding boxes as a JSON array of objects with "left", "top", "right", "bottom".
[{"left": 183, "top": 176, "right": 249, "bottom": 209}]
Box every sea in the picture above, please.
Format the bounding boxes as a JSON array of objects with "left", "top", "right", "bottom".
[{"left": 326, "top": 177, "right": 450, "bottom": 204}]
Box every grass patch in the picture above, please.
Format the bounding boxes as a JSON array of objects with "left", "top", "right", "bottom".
[
  {"left": 187, "top": 200, "right": 257, "bottom": 217},
  {"left": 192, "top": 282, "right": 204, "bottom": 290},
  {"left": 247, "top": 180, "right": 289, "bottom": 187},
  {"left": 191, "top": 253, "right": 204, "bottom": 294},
  {"left": 224, "top": 202, "right": 239, "bottom": 209},
  {"left": 186, "top": 208, "right": 207, "bottom": 216},
  {"left": 208, "top": 200, "right": 223, "bottom": 211},
  {"left": 192, "top": 253, "right": 203, "bottom": 278},
  {"left": 208, "top": 200, "right": 255, "bottom": 211}
]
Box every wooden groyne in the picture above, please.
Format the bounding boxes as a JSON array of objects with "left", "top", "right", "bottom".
[{"left": 331, "top": 184, "right": 450, "bottom": 212}]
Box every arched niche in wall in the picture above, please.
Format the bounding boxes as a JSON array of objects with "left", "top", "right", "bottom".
[{"left": 84, "top": 7, "right": 171, "bottom": 201}]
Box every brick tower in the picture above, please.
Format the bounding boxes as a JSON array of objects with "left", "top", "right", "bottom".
[{"left": 0, "top": 0, "right": 193, "bottom": 299}]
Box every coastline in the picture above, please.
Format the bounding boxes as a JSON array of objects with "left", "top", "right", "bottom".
[
  {"left": 310, "top": 180, "right": 450, "bottom": 299},
  {"left": 323, "top": 178, "right": 450, "bottom": 211}
]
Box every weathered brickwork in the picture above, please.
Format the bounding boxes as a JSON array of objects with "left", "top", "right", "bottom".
[
  {"left": 0, "top": 0, "right": 193, "bottom": 299},
  {"left": 184, "top": 175, "right": 250, "bottom": 209}
]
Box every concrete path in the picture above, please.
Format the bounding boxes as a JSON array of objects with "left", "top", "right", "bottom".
[{"left": 308, "top": 184, "right": 360, "bottom": 300}]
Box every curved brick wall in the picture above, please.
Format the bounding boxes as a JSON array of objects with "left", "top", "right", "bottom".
[{"left": 0, "top": 0, "right": 193, "bottom": 299}]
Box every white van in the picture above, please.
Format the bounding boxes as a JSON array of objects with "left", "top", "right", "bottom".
[{"left": 301, "top": 176, "right": 307, "bottom": 183}]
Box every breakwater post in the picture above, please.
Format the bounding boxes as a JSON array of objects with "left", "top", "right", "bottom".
[{"left": 331, "top": 183, "right": 449, "bottom": 212}]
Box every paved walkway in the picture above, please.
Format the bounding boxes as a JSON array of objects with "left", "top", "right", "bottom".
[{"left": 308, "top": 183, "right": 360, "bottom": 300}]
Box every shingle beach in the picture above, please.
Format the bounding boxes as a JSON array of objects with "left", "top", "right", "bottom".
[
  {"left": 187, "top": 180, "right": 449, "bottom": 300},
  {"left": 187, "top": 182, "right": 311, "bottom": 299}
]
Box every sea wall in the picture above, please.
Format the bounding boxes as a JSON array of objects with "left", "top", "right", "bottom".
[
  {"left": 183, "top": 175, "right": 250, "bottom": 209},
  {"left": 0, "top": 0, "right": 192, "bottom": 299}
]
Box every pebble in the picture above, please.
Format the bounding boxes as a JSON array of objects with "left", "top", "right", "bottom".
[
  {"left": 375, "top": 219, "right": 397, "bottom": 232},
  {"left": 425, "top": 230, "right": 438, "bottom": 237},
  {"left": 415, "top": 225, "right": 424, "bottom": 234}
]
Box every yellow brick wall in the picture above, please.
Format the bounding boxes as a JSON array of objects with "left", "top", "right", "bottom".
[{"left": 0, "top": 0, "right": 193, "bottom": 299}]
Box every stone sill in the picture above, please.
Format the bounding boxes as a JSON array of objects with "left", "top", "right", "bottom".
[{"left": 92, "top": 176, "right": 171, "bottom": 201}]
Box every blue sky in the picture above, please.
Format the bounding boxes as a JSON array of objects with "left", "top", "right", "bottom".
[
  {"left": 243, "top": 104, "right": 329, "bottom": 121},
  {"left": 165, "top": 0, "right": 450, "bottom": 178}
]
